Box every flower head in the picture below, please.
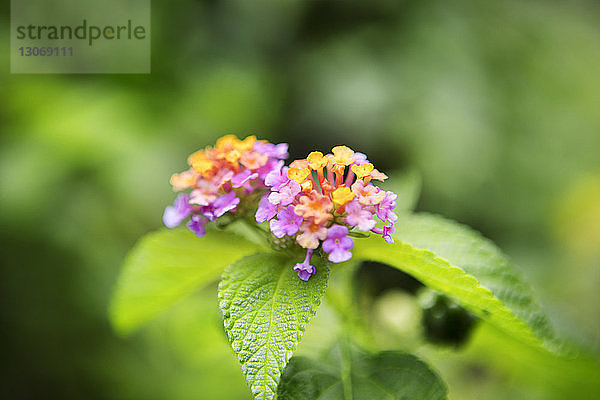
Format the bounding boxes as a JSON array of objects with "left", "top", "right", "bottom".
[
  {"left": 164, "top": 135, "right": 288, "bottom": 235},
  {"left": 257, "top": 145, "right": 398, "bottom": 280}
]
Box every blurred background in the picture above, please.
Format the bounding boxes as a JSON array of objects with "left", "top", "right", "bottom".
[{"left": 1, "top": 0, "right": 599, "bottom": 399}]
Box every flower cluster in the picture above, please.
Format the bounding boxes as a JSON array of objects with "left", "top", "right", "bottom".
[
  {"left": 163, "top": 135, "right": 288, "bottom": 236},
  {"left": 256, "top": 146, "right": 398, "bottom": 281}
]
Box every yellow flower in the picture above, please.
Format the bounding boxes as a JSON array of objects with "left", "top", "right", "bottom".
[
  {"left": 236, "top": 135, "right": 257, "bottom": 152},
  {"left": 215, "top": 134, "right": 238, "bottom": 151},
  {"left": 351, "top": 162, "right": 374, "bottom": 179},
  {"left": 287, "top": 167, "right": 311, "bottom": 183},
  {"left": 188, "top": 151, "right": 215, "bottom": 177},
  {"left": 332, "top": 187, "right": 355, "bottom": 206},
  {"left": 215, "top": 134, "right": 256, "bottom": 153},
  {"left": 307, "top": 151, "right": 328, "bottom": 170},
  {"left": 224, "top": 149, "right": 241, "bottom": 164},
  {"left": 301, "top": 180, "right": 313, "bottom": 193},
  {"left": 331, "top": 145, "right": 355, "bottom": 166}
]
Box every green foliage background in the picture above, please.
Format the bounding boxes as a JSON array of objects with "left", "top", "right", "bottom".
[{"left": 1, "top": 0, "right": 599, "bottom": 399}]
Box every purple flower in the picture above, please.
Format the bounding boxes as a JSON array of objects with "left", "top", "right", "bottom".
[
  {"left": 202, "top": 191, "right": 240, "bottom": 221},
  {"left": 163, "top": 193, "right": 191, "bottom": 228},
  {"left": 322, "top": 225, "right": 354, "bottom": 263},
  {"left": 351, "top": 152, "right": 368, "bottom": 166},
  {"left": 344, "top": 200, "right": 376, "bottom": 231},
  {"left": 265, "top": 165, "right": 290, "bottom": 191},
  {"left": 231, "top": 169, "right": 258, "bottom": 188},
  {"left": 256, "top": 194, "right": 278, "bottom": 223},
  {"left": 376, "top": 191, "right": 398, "bottom": 223},
  {"left": 254, "top": 142, "right": 289, "bottom": 159},
  {"left": 187, "top": 215, "right": 207, "bottom": 237},
  {"left": 382, "top": 222, "right": 395, "bottom": 243},
  {"left": 268, "top": 180, "right": 301, "bottom": 206},
  {"left": 269, "top": 205, "right": 302, "bottom": 238},
  {"left": 257, "top": 159, "right": 283, "bottom": 180},
  {"left": 293, "top": 249, "right": 316, "bottom": 281}
]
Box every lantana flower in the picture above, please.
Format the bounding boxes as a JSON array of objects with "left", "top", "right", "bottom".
[
  {"left": 163, "top": 135, "right": 288, "bottom": 235},
  {"left": 257, "top": 145, "right": 398, "bottom": 281}
]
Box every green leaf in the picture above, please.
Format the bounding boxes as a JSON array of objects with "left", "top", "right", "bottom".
[
  {"left": 110, "top": 228, "right": 261, "bottom": 335},
  {"left": 353, "top": 213, "right": 559, "bottom": 352},
  {"left": 277, "top": 340, "right": 448, "bottom": 400},
  {"left": 218, "top": 253, "right": 330, "bottom": 400}
]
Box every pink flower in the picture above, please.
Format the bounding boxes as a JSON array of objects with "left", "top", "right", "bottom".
[
  {"left": 257, "top": 159, "right": 284, "bottom": 180},
  {"left": 344, "top": 200, "right": 376, "bottom": 231},
  {"left": 351, "top": 180, "right": 386, "bottom": 206},
  {"left": 254, "top": 142, "right": 289, "bottom": 159},
  {"left": 202, "top": 192, "right": 240, "bottom": 221},
  {"left": 189, "top": 180, "right": 218, "bottom": 206},
  {"left": 256, "top": 194, "right": 278, "bottom": 223},
  {"left": 322, "top": 225, "right": 354, "bottom": 263},
  {"left": 268, "top": 180, "right": 301, "bottom": 206},
  {"left": 296, "top": 221, "right": 328, "bottom": 249},
  {"left": 231, "top": 169, "right": 258, "bottom": 188},
  {"left": 270, "top": 206, "right": 303, "bottom": 238},
  {"left": 265, "top": 164, "right": 290, "bottom": 191},
  {"left": 376, "top": 191, "right": 398, "bottom": 223},
  {"left": 210, "top": 169, "right": 235, "bottom": 188}
]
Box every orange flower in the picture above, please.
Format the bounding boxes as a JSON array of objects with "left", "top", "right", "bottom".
[
  {"left": 296, "top": 221, "right": 328, "bottom": 249},
  {"left": 170, "top": 169, "right": 199, "bottom": 191},
  {"left": 294, "top": 191, "right": 333, "bottom": 224},
  {"left": 188, "top": 151, "right": 215, "bottom": 177}
]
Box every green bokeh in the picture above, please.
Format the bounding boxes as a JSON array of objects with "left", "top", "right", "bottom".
[{"left": 1, "top": 0, "right": 599, "bottom": 399}]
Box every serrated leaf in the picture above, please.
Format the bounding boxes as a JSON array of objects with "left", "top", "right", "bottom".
[
  {"left": 353, "top": 213, "right": 559, "bottom": 352},
  {"left": 110, "top": 228, "right": 261, "bottom": 335},
  {"left": 218, "top": 253, "right": 330, "bottom": 400},
  {"left": 278, "top": 340, "right": 448, "bottom": 400}
]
